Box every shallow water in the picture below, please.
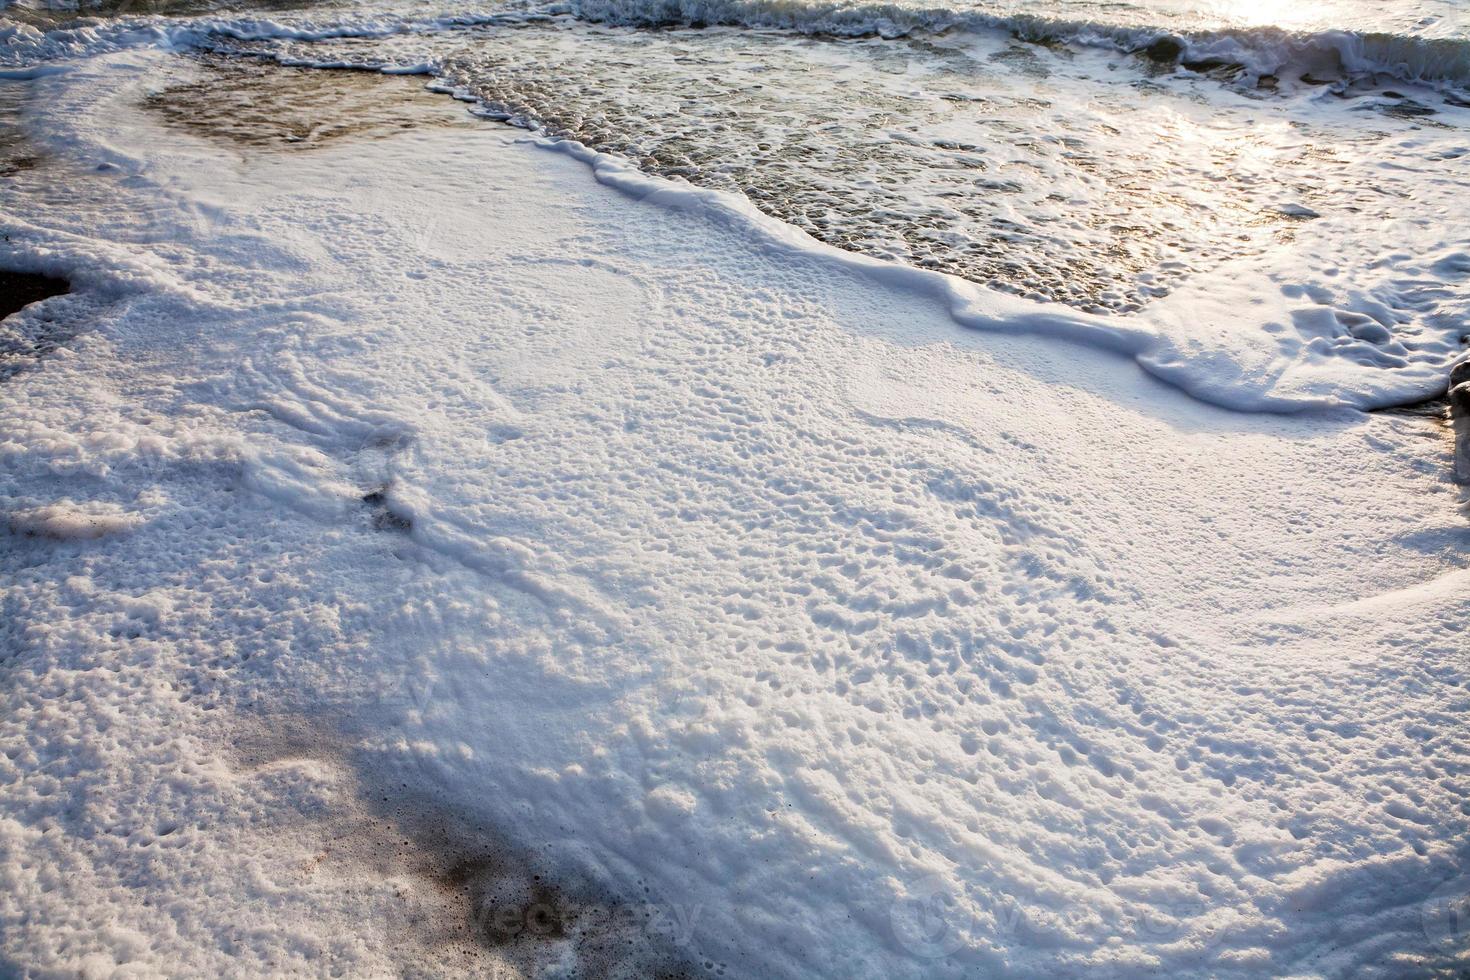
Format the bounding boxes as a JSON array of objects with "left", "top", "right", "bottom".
[
  {"left": 143, "top": 53, "right": 474, "bottom": 147},
  {"left": 239, "top": 17, "right": 1468, "bottom": 318}
]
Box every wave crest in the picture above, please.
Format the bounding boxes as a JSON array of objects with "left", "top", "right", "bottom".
[{"left": 560, "top": 0, "right": 1470, "bottom": 87}]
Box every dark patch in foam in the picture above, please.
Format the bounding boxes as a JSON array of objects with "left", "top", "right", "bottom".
[
  {"left": 1377, "top": 98, "right": 1439, "bottom": 118},
  {"left": 1376, "top": 396, "right": 1450, "bottom": 421},
  {"left": 1133, "top": 35, "right": 1244, "bottom": 76},
  {"left": 228, "top": 712, "right": 712, "bottom": 977},
  {"left": 1179, "top": 57, "right": 1245, "bottom": 76},
  {"left": 0, "top": 270, "right": 68, "bottom": 322},
  {"left": 362, "top": 486, "right": 412, "bottom": 533},
  {"left": 376, "top": 796, "right": 708, "bottom": 977}
]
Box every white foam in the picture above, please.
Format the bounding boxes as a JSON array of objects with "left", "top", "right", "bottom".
[
  {"left": 2, "top": 46, "right": 1467, "bottom": 978},
  {"left": 543, "top": 136, "right": 1468, "bottom": 411}
]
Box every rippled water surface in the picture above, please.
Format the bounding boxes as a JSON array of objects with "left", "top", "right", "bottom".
[
  {"left": 220, "top": 15, "right": 1470, "bottom": 315},
  {"left": 5, "top": 0, "right": 1469, "bottom": 355}
]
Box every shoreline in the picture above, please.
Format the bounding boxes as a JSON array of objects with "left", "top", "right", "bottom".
[{"left": 12, "top": 48, "right": 1467, "bottom": 483}]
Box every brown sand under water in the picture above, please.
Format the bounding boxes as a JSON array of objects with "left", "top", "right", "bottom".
[
  {"left": 4, "top": 56, "right": 469, "bottom": 323},
  {"left": 0, "top": 79, "right": 41, "bottom": 177},
  {"left": 143, "top": 53, "right": 477, "bottom": 150},
  {"left": 1, "top": 54, "right": 478, "bottom": 380}
]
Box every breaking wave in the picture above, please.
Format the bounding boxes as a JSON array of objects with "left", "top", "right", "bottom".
[
  {"left": 558, "top": 0, "right": 1470, "bottom": 87},
  {"left": 3, "top": 0, "right": 1470, "bottom": 89}
]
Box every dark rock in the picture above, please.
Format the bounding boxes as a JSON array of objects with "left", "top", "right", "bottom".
[
  {"left": 1140, "top": 37, "right": 1185, "bottom": 64},
  {"left": 1379, "top": 99, "right": 1437, "bottom": 118},
  {"left": 1181, "top": 58, "right": 1244, "bottom": 75}
]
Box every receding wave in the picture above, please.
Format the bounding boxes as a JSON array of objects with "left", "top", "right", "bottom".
[{"left": 559, "top": 0, "right": 1470, "bottom": 87}]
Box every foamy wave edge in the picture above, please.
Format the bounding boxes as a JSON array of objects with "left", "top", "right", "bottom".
[
  {"left": 558, "top": 0, "right": 1470, "bottom": 88},
  {"left": 3, "top": 0, "right": 1470, "bottom": 87},
  {"left": 2, "top": 7, "right": 1464, "bottom": 415}
]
